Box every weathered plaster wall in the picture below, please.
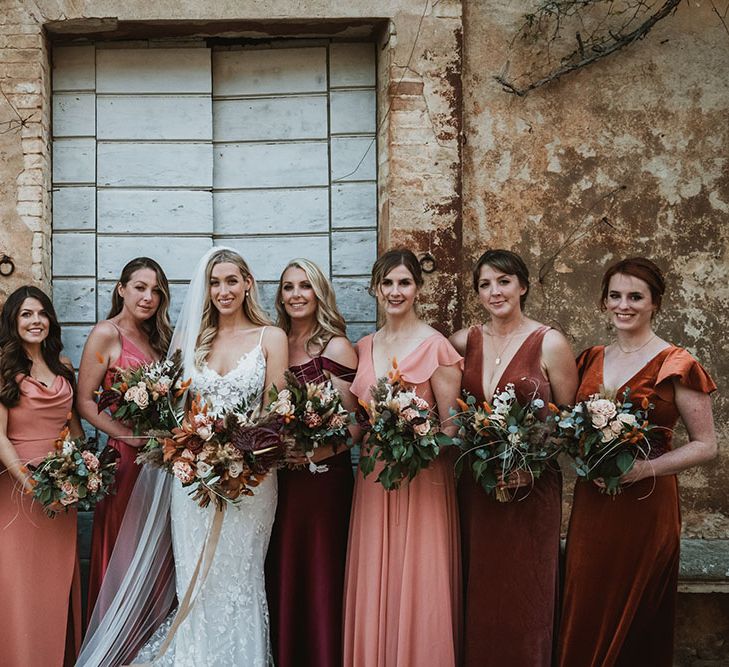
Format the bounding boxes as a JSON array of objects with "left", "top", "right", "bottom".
[
  {"left": 462, "top": 0, "right": 729, "bottom": 539},
  {"left": 0, "top": 0, "right": 463, "bottom": 325}
]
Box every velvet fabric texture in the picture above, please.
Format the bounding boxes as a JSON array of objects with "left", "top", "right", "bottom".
[
  {"left": 86, "top": 328, "right": 152, "bottom": 620},
  {"left": 344, "top": 333, "right": 463, "bottom": 667},
  {"left": 558, "top": 346, "right": 717, "bottom": 667},
  {"left": 265, "top": 355, "right": 355, "bottom": 667},
  {"left": 0, "top": 375, "right": 82, "bottom": 667},
  {"left": 458, "top": 325, "right": 562, "bottom": 667}
]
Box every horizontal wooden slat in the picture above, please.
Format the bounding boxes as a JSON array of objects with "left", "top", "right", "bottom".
[
  {"left": 214, "top": 189, "right": 327, "bottom": 235},
  {"left": 330, "top": 90, "right": 376, "bottom": 134},
  {"left": 218, "top": 236, "right": 329, "bottom": 282},
  {"left": 98, "top": 143, "right": 212, "bottom": 188},
  {"left": 331, "top": 136, "right": 377, "bottom": 182},
  {"left": 52, "top": 233, "right": 95, "bottom": 276},
  {"left": 97, "top": 236, "right": 212, "bottom": 282},
  {"left": 97, "top": 96, "right": 212, "bottom": 141},
  {"left": 332, "top": 182, "right": 377, "bottom": 229},
  {"left": 53, "top": 187, "right": 95, "bottom": 231},
  {"left": 329, "top": 43, "right": 376, "bottom": 87},
  {"left": 214, "top": 142, "right": 328, "bottom": 189},
  {"left": 213, "top": 96, "right": 327, "bottom": 142},
  {"left": 213, "top": 48, "right": 327, "bottom": 96},
  {"left": 332, "top": 230, "right": 377, "bottom": 276},
  {"left": 52, "top": 46, "right": 95, "bottom": 91},
  {"left": 53, "top": 93, "right": 95, "bottom": 137},
  {"left": 96, "top": 48, "right": 211, "bottom": 94},
  {"left": 53, "top": 278, "right": 96, "bottom": 324},
  {"left": 98, "top": 190, "right": 213, "bottom": 234},
  {"left": 52, "top": 138, "right": 95, "bottom": 184}
]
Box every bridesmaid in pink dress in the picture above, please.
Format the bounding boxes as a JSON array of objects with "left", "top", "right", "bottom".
[
  {"left": 77, "top": 257, "right": 172, "bottom": 619},
  {"left": 0, "top": 286, "right": 84, "bottom": 666},
  {"left": 343, "top": 249, "right": 463, "bottom": 667}
]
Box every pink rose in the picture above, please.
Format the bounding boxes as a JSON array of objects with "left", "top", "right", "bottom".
[
  {"left": 401, "top": 408, "right": 419, "bottom": 422},
  {"left": 172, "top": 460, "right": 195, "bottom": 484},
  {"left": 87, "top": 474, "right": 101, "bottom": 494},
  {"left": 81, "top": 450, "right": 100, "bottom": 472},
  {"left": 413, "top": 421, "right": 431, "bottom": 437}
]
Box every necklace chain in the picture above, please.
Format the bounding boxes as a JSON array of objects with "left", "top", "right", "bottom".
[
  {"left": 486, "top": 318, "right": 525, "bottom": 366},
  {"left": 616, "top": 333, "right": 656, "bottom": 354}
]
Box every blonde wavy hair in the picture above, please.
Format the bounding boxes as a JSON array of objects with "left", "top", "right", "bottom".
[
  {"left": 194, "top": 249, "right": 271, "bottom": 368},
  {"left": 275, "top": 258, "right": 347, "bottom": 356}
]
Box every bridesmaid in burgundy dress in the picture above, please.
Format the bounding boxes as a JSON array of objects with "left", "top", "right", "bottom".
[
  {"left": 0, "top": 286, "right": 83, "bottom": 666},
  {"left": 265, "top": 258, "right": 359, "bottom": 667},
  {"left": 558, "top": 257, "right": 717, "bottom": 667},
  {"left": 450, "top": 249, "right": 578, "bottom": 667},
  {"left": 77, "top": 257, "right": 172, "bottom": 619}
]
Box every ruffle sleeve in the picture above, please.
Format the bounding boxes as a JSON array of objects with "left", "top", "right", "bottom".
[
  {"left": 399, "top": 334, "right": 463, "bottom": 385},
  {"left": 654, "top": 347, "right": 717, "bottom": 401}
]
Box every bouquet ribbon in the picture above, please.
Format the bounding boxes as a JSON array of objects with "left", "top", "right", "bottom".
[{"left": 129, "top": 506, "right": 225, "bottom": 666}]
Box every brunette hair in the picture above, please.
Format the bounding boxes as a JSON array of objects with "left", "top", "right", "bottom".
[
  {"left": 369, "top": 248, "right": 424, "bottom": 294},
  {"left": 194, "top": 249, "right": 272, "bottom": 368},
  {"left": 600, "top": 257, "right": 666, "bottom": 312},
  {"left": 0, "top": 286, "right": 75, "bottom": 407},
  {"left": 472, "top": 249, "right": 530, "bottom": 307},
  {"left": 108, "top": 257, "right": 172, "bottom": 356},
  {"left": 275, "top": 258, "right": 347, "bottom": 355}
]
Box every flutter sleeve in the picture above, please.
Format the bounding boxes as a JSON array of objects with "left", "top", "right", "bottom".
[
  {"left": 655, "top": 347, "right": 717, "bottom": 402},
  {"left": 575, "top": 346, "right": 600, "bottom": 378},
  {"left": 320, "top": 356, "right": 356, "bottom": 382},
  {"left": 399, "top": 334, "right": 463, "bottom": 385}
]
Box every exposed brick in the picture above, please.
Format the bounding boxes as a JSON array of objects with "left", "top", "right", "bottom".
[{"left": 388, "top": 80, "right": 425, "bottom": 96}]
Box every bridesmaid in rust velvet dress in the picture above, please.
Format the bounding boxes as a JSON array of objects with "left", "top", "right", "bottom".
[
  {"left": 77, "top": 257, "right": 171, "bottom": 619},
  {"left": 265, "top": 258, "right": 359, "bottom": 667},
  {"left": 558, "top": 257, "right": 717, "bottom": 667},
  {"left": 450, "top": 249, "right": 578, "bottom": 667},
  {"left": 0, "top": 286, "right": 83, "bottom": 666}
]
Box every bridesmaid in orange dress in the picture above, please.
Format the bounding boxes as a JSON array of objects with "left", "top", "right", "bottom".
[
  {"left": 77, "top": 257, "right": 172, "bottom": 619},
  {"left": 0, "top": 286, "right": 83, "bottom": 666},
  {"left": 343, "top": 248, "right": 463, "bottom": 667},
  {"left": 450, "top": 249, "right": 578, "bottom": 667},
  {"left": 558, "top": 257, "right": 717, "bottom": 667}
]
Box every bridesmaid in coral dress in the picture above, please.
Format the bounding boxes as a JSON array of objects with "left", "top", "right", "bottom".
[
  {"left": 265, "top": 258, "right": 359, "bottom": 667},
  {"left": 558, "top": 257, "right": 717, "bottom": 667},
  {"left": 0, "top": 286, "right": 83, "bottom": 666},
  {"left": 344, "top": 249, "right": 463, "bottom": 667},
  {"left": 77, "top": 257, "right": 171, "bottom": 619},
  {"left": 450, "top": 249, "right": 578, "bottom": 667}
]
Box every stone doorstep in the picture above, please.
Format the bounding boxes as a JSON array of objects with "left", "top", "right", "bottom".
[{"left": 78, "top": 512, "right": 729, "bottom": 592}]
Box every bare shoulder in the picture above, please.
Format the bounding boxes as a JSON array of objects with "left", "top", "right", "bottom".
[
  {"left": 262, "top": 325, "right": 287, "bottom": 348},
  {"left": 88, "top": 320, "right": 120, "bottom": 346},
  {"left": 542, "top": 327, "right": 573, "bottom": 356},
  {"left": 449, "top": 327, "right": 470, "bottom": 355},
  {"left": 322, "top": 335, "right": 358, "bottom": 367}
]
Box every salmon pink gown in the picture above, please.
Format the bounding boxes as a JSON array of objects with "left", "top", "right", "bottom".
[
  {"left": 0, "top": 375, "right": 81, "bottom": 667},
  {"left": 87, "top": 326, "right": 152, "bottom": 618},
  {"left": 558, "top": 346, "right": 716, "bottom": 667},
  {"left": 343, "top": 332, "right": 462, "bottom": 667}
]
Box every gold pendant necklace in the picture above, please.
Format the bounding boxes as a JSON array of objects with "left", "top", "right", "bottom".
[{"left": 488, "top": 318, "right": 525, "bottom": 365}]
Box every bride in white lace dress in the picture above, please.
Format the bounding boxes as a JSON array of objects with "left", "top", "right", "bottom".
[{"left": 77, "top": 247, "right": 287, "bottom": 667}]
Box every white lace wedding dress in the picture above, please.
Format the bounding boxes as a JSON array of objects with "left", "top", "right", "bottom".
[{"left": 135, "top": 338, "right": 277, "bottom": 666}]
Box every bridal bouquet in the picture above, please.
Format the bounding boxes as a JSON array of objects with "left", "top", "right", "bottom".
[
  {"left": 451, "top": 383, "right": 559, "bottom": 502},
  {"left": 358, "top": 362, "right": 451, "bottom": 490},
  {"left": 268, "top": 371, "right": 351, "bottom": 473},
  {"left": 557, "top": 389, "right": 653, "bottom": 494},
  {"left": 97, "top": 350, "right": 189, "bottom": 447},
  {"left": 27, "top": 425, "right": 119, "bottom": 517},
  {"left": 137, "top": 393, "right": 282, "bottom": 509}
]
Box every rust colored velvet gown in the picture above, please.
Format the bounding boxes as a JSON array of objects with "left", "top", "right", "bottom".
[
  {"left": 0, "top": 375, "right": 82, "bottom": 667},
  {"left": 558, "top": 345, "right": 716, "bottom": 667},
  {"left": 344, "top": 332, "right": 463, "bottom": 667},
  {"left": 86, "top": 327, "right": 152, "bottom": 619},
  {"left": 458, "top": 325, "right": 562, "bottom": 667},
  {"left": 265, "top": 355, "right": 355, "bottom": 667}
]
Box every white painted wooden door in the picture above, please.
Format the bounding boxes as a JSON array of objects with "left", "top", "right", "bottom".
[{"left": 52, "top": 42, "right": 377, "bottom": 366}]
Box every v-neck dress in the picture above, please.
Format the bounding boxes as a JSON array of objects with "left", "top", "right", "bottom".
[
  {"left": 265, "top": 355, "right": 356, "bottom": 667},
  {"left": 343, "top": 332, "right": 463, "bottom": 667},
  {"left": 458, "top": 325, "right": 562, "bottom": 667},
  {"left": 558, "top": 346, "right": 716, "bottom": 667},
  {"left": 87, "top": 326, "right": 153, "bottom": 619},
  {"left": 0, "top": 375, "right": 82, "bottom": 667}
]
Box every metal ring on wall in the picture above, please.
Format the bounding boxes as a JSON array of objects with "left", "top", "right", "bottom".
[
  {"left": 0, "top": 254, "right": 14, "bottom": 277},
  {"left": 419, "top": 252, "right": 436, "bottom": 274}
]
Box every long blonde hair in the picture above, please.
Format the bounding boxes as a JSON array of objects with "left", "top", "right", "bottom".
[
  {"left": 194, "top": 249, "right": 271, "bottom": 368},
  {"left": 275, "top": 258, "right": 347, "bottom": 355}
]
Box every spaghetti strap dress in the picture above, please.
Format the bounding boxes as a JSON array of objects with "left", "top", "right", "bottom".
[
  {"left": 265, "top": 355, "right": 356, "bottom": 667},
  {"left": 87, "top": 325, "right": 153, "bottom": 618},
  {"left": 343, "top": 332, "right": 462, "bottom": 667},
  {"left": 558, "top": 345, "right": 716, "bottom": 667},
  {"left": 458, "top": 324, "right": 562, "bottom": 667},
  {"left": 0, "top": 375, "right": 82, "bottom": 666}
]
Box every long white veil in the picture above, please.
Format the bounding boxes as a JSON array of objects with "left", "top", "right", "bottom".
[{"left": 77, "top": 246, "right": 234, "bottom": 667}]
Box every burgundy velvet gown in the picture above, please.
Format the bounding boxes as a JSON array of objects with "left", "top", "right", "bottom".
[
  {"left": 558, "top": 346, "right": 716, "bottom": 667},
  {"left": 458, "top": 325, "right": 562, "bottom": 667},
  {"left": 86, "top": 329, "right": 152, "bottom": 619},
  {"left": 265, "top": 355, "right": 355, "bottom": 667}
]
